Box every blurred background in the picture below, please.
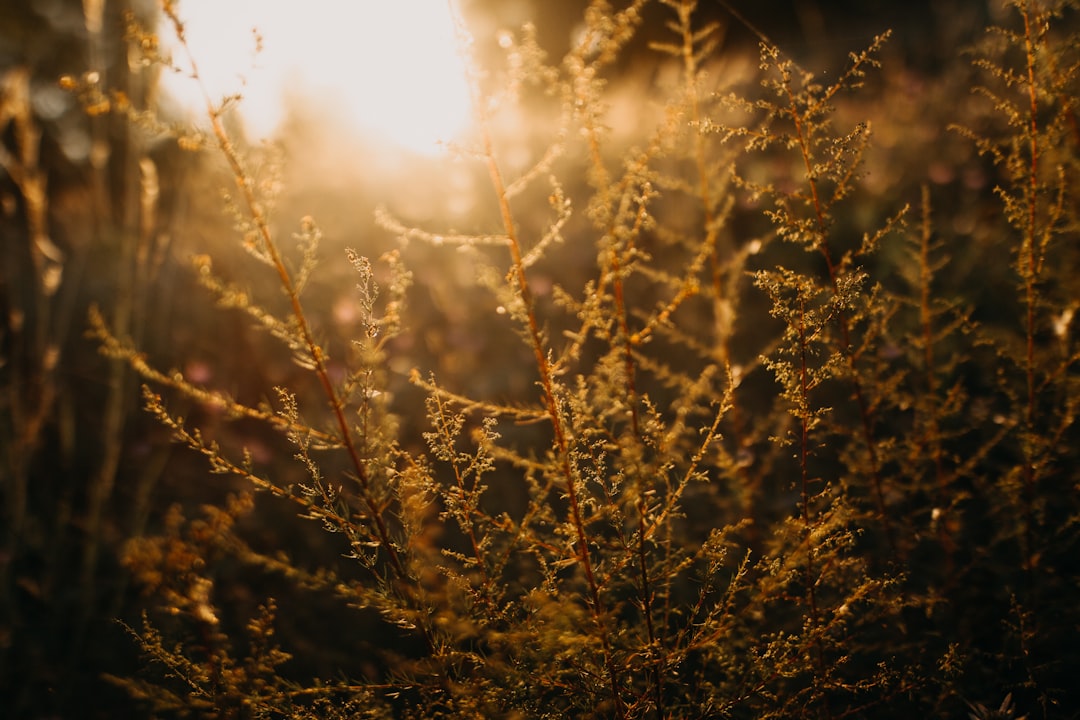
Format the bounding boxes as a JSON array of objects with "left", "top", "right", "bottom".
[{"left": 0, "top": 1, "right": 1026, "bottom": 717}]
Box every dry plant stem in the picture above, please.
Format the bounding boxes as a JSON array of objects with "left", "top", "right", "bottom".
[
  {"left": 674, "top": 0, "right": 757, "bottom": 530},
  {"left": 159, "top": 5, "right": 430, "bottom": 646},
  {"left": 917, "top": 187, "right": 943, "bottom": 497},
  {"left": 674, "top": 1, "right": 724, "bottom": 301},
  {"left": 571, "top": 17, "right": 643, "bottom": 442},
  {"left": 467, "top": 43, "right": 627, "bottom": 719},
  {"left": 569, "top": 9, "right": 686, "bottom": 714},
  {"left": 917, "top": 186, "right": 954, "bottom": 574},
  {"left": 795, "top": 300, "right": 827, "bottom": 686},
  {"left": 781, "top": 76, "right": 896, "bottom": 557},
  {"left": 572, "top": 21, "right": 667, "bottom": 713},
  {"left": 565, "top": 16, "right": 724, "bottom": 713},
  {"left": 485, "top": 128, "right": 627, "bottom": 720},
  {"left": 1020, "top": 0, "right": 1040, "bottom": 572}
]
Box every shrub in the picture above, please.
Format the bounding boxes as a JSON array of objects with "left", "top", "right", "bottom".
[{"left": 76, "top": 0, "right": 1079, "bottom": 717}]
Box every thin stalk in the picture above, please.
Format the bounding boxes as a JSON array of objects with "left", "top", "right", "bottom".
[
  {"left": 1020, "top": 0, "right": 1040, "bottom": 573},
  {"left": 458, "top": 10, "right": 626, "bottom": 711},
  {"left": 675, "top": 0, "right": 723, "bottom": 301},
  {"left": 782, "top": 79, "right": 897, "bottom": 557},
  {"left": 917, "top": 187, "right": 945, "bottom": 500},
  {"left": 482, "top": 119, "right": 627, "bottom": 720},
  {"left": 674, "top": 0, "right": 760, "bottom": 553},
  {"left": 575, "top": 12, "right": 678, "bottom": 711},
  {"left": 158, "top": 5, "right": 438, "bottom": 660},
  {"left": 795, "top": 299, "right": 827, "bottom": 689},
  {"left": 917, "top": 186, "right": 954, "bottom": 576}
]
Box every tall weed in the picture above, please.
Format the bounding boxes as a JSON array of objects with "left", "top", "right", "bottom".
[{"left": 81, "top": 1, "right": 1079, "bottom": 717}]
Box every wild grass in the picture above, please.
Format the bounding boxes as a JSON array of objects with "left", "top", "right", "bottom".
[{"left": 5, "top": 0, "right": 1077, "bottom": 717}]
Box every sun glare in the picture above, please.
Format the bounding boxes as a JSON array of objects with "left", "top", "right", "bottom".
[{"left": 161, "top": 0, "right": 472, "bottom": 155}]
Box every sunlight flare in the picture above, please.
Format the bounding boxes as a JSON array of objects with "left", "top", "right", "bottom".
[{"left": 161, "top": 0, "right": 472, "bottom": 154}]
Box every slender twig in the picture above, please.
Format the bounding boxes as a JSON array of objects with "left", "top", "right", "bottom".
[
  {"left": 1019, "top": 0, "right": 1041, "bottom": 575},
  {"left": 456, "top": 5, "right": 627, "bottom": 713},
  {"left": 781, "top": 55, "right": 898, "bottom": 557}
]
